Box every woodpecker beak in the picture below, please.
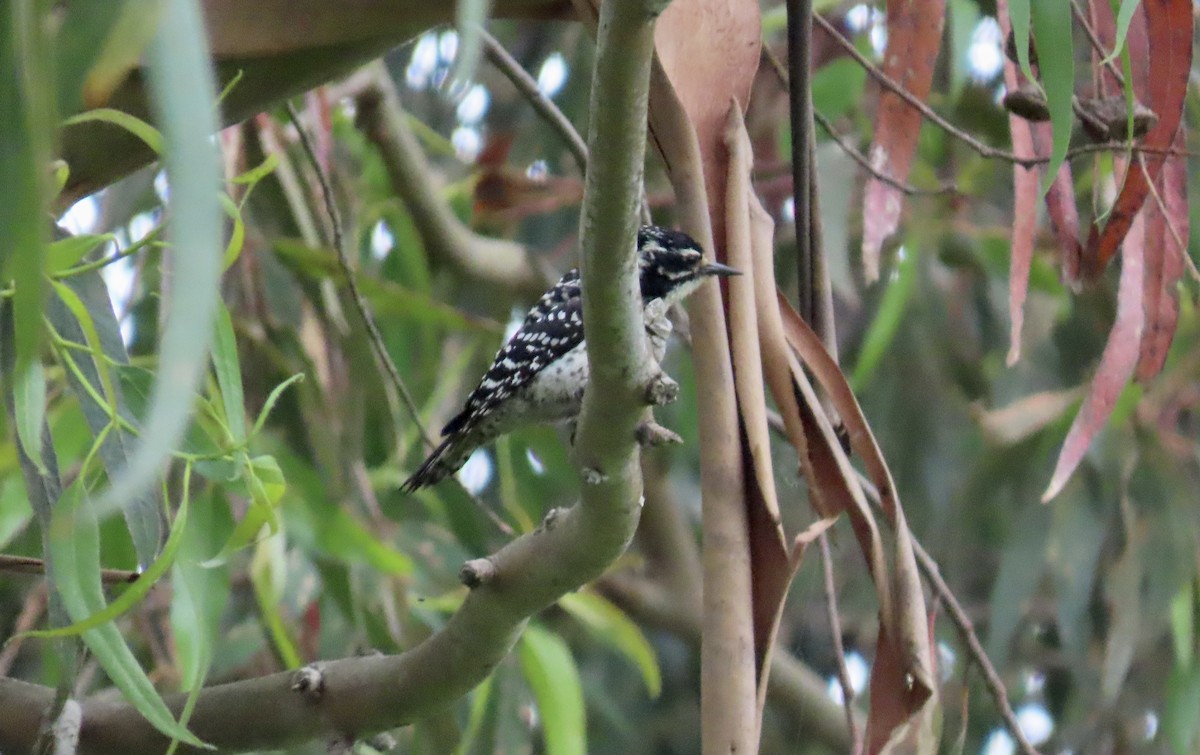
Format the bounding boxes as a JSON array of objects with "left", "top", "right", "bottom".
[{"left": 700, "top": 262, "right": 741, "bottom": 278}]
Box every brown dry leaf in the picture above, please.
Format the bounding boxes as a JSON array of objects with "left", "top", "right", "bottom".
[
  {"left": 1002, "top": 59, "right": 1039, "bottom": 366},
  {"left": 653, "top": 0, "right": 762, "bottom": 255},
  {"left": 1044, "top": 214, "right": 1146, "bottom": 501},
  {"left": 776, "top": 295, "right": 936, "bottom": 751},
  {"left": 722, "top": 105, "right": 792, "bottom": 680},
  {"left": 971, "top": 388, "right": 1084, "bottom": 445},
  {"left": 861, "top": 0, "right": 946, "bottom": 281}
]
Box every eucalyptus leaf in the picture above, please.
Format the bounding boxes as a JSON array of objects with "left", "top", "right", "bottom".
[{"left": 518, "top": 624, "right": 586, "bottom": 755}]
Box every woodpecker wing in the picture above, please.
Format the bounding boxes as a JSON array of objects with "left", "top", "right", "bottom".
[
  {"left": 520, "top": 267, "right": 580, "bottom": 326},
  {"left": 441, "top": 287, "right": 585, "bottom": 437}
]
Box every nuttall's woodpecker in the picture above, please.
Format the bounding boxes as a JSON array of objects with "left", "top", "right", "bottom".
[{"left": 400, "top": 225, "right": 738, "bottom": 492}]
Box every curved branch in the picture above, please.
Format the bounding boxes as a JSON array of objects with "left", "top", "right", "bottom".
[
  {"left": 353, "top": 66, "right": 546, "bottom": 296},
  {"left": 1, "top": 1, "right": 669, "bottom": 753}
]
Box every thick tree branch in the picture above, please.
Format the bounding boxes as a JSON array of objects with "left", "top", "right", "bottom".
[{"left": 0, "top": 2, "right": 669, "bottom": 753}]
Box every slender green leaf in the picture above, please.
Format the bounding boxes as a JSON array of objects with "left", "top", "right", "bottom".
[
  {"left": 230, "top": 152, "right": 279, "bottom": 187},
  {"left": 219, "top": 193, "right": 246, "bottom": 271},
  {"left": 456, "top": 672, "right": 495, "bottom": 755},
  {"left": 168, "top": 474, "right": 229, "bottom": 754},
  {"left": 559, "top": 590, "right": 661, "bottom": 698},
  {"left": 25, "top": 479, "right": 186, "bottom": 639},
  {"left": 62, "top": 108, "right": 164, "bottom": 154},
  {"left": 249, "top": 373, "right": 304, "bottom": 439},
  {"left": 13, "top": 359, "right": 48, "bottom": 474},
  {"left": 250, "top": 535, "right": 301, "bottom": 668},
  {"left": 518, "top": 624, "right": 586, "bottom": 755},
  {"left": 1101, "top": 0, "right": 1142, "bottom": 65},
  {"left": 48, "top": 272, "right": 165, "bottom": 565},
  {"left": 49, "top": 483, "right": 206, "bottom": 747},
  {"left": 2, "top": 3, "right": 54, "bottom": 387},
  {"left": 851, "top": 247, "right": 918, "bottom": 392},
  {"left": 93, "top": 0, "right": 223, "bottom": 524},
  {"left": 1166, "top": 664, "right": 1200, "bottom": 755},
  {"left": 211, "top": 303, "right": 246, "bottom": 441},
  {"left": 1007, "top": 0, "right": 1036, "bottom": 86},
  {"left": 51, "top": 280, "right": 119, "bottom": 415},
  {"left": 1172, "top": 583, "right": 1195, "bottom": 670},
  {"left": 1031, "top": 0, "right": 1074, "bottom": 194},
  {"left": 79, "top": 0, "right": 166, "bottom": 108},
  {"left": 47, "top": 234, "right": 116, "bottom": 274}
]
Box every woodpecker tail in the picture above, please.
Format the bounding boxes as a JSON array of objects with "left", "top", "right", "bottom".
[{"left": 400, "top": 435, "right": 473, "bottom": 492}]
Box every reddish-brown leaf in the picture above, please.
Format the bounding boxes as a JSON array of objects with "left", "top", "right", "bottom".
[
  {"left": 1136, "top": 125, "right": 1188, "bottom": 380},
  {"left": 723, "top": 107, "right": 792, "bottom": 678},
  {"left": 1044, "top": 214, "right": 1146, "bottom": 501},
  {"left": 860, "top": 0, "right": 946, "bottom": 281},
  {"left": 654, "top": 0, "right": 762, "bottom": 257},
  {"left": 999, "top": 0, "right": 1082, "bottom": 284},
  {"left": 1080, "top": 0, "right": 1192, "bottom": 278},
  {"left": 1000, "top": 0, "right": 1039, "bottom": 367},
  {"left": 776, "top": 293, "right": 936, "bottom": 750}
]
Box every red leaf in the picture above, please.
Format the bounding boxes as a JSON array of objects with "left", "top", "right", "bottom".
[
  {"left": 860, "top": 0, "right": 946, "bottom": 281},
  {"left": 1044, "top": 214, "right": 1146, "bottom": 501},
  {"left": 999, "top": 0, "right": 1039, "bottom": 366},
  {"left": 1136, "top": 125, "right": 1188, "bottom": 380},
  {"left": 1080, "top": 0, "right": 1192, "bottom": 278}
]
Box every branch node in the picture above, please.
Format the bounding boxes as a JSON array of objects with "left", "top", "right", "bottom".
[
  {"left": 644, "top": 372, "right": 679, "bottom": 406},
  {"left": 460, "top": 558, "right": 497, "bottom": 588},
  {"left": 538, "top": 507, "right": 564, "bottom": 532},
  {"left": 581, "top": 467, "right": 609, "bottom": 485},
  {"left": 365, "top": 732, "right": 398, "bottom": 752},
  {"left": 49, "top": 698, "right": 82, "bottom": 754},
  {"left": 291, "top": 663, "right": 327, "bottom": 702},
  {"left": 636, "top": 420, "right": 683, "bottom": 447}
]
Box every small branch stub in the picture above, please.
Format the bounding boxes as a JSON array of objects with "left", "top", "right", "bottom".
[
  {"left": 291, "top": 664, "right": 326, "bottom": 702},
  {"left": 636, "top": 420, "right": 683, "bottom": 447},
  {"left": 460, "top": 558, "right": 497, "bottom": 588},
  {"left": 581, "top": 467, "right": 609, "bottom": 485},
  {"left": 645, "top": 372, "right": 679, "bottom": 406},
  {"left": 539, "top": 507, "right": 564, "bottom": 532}
]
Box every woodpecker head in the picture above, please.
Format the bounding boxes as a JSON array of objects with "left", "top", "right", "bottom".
[{"left": 636, "top": 225, "right": 740, "bottom": 305}]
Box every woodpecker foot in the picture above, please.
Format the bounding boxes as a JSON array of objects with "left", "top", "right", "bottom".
[{"left": 636, "top": 421, "right": 682, "bottom": 447}]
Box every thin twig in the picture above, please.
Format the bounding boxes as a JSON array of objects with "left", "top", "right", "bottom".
[
  {"left": 285, "top": 101, "right": 435, "bottom": 452},
  {"left": 285, "top": 101, "right": 514, "bottom": 536},
  {"left": 762, "top": 46, "right": 959, "bottom": 197},
  {"left": 0, "top": 582, "right": 46, "bottom": 675},
  {"left": 813, "top": 13, "right": 1194, "bottom": 169},
  {"left": 909, "top": 537, "right": 1040, "bottom": 755},
  {"left": 760, "top": 403, "right": 1039, "bottom": 754},
  {"left": 0, "top": 554, "right": 139, "bottom": 584},
  {"left": 850, "top": 472, "right": 1041, "bottom": 755},
  {"left": 481, "top": 29, "right": 589, "bottom": 177},
  {"left": 818, "top": 533, "right": 862, "bottom": 754}
]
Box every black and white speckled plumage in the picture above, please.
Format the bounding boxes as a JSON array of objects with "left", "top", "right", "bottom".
[{"left": 400, "top": 225, "right": 736, "bottom": 491}]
